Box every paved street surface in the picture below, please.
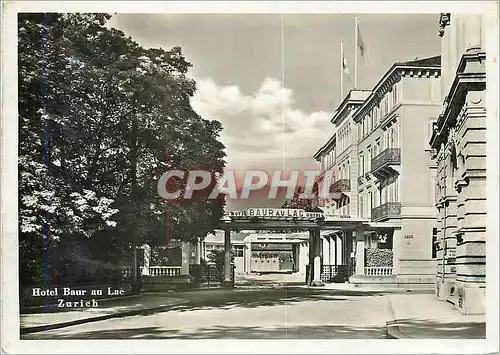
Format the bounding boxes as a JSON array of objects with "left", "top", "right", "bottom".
[
  {"left": 386, "top": 293, "right": 486, "bottom": 339},
  {"left": 23, "top": 286, "right": 393, "bottom": 339}
]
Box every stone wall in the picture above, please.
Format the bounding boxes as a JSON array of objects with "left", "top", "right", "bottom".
[{"left": 366, "top": 249, "right": 393, "bottom": 267}]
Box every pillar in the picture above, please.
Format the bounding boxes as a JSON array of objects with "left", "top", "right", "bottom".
[
  {"left": 194, "top": 239, "right": 201, "bottom": 265},
  {"left": 308, "top": 231, "right": 314, "bottom": 284},
  {"left": 244, "top": 241, "right": 252, "bottom": 274},
  {"left": 392, "top": 228, "right": 402, "bottom": 275},
  {"left": 336, "top": 233, "right": 343, "bottom": 266},
  {"left": 329, "top": 235, "right": 335, "bottom": 265},
  {"left": 322, "top": 235, "right": 330, "bottom": 265},
  {"left": 222, "top": 228, "right": 233, "bottom": 287},
  {"left": 345, "top": 230, "right": 354, "bottom": 279},
  {"left": 355, "top": 226, "right": 366, "bottom": 275},
  {"left": 299, "top": 242, "right": 307, "bottom": 276},
  {"left": 141, "top": 244, "right": 151, "bottom": 276},
  {"left": 181, "top": 240, "right": 190, "bottom": 275},
  {"left": 334, "top": 235, "right": 338, "bottom": 267},
  {"left": 311, "top": 229, "right": 324, "bottom": 286}
]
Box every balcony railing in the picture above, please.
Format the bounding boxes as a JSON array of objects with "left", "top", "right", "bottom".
[
  {"left": 147, "top": 266, "right": 182, "bottom": 277},
  {"left": 371, "top": 202, "right": 401, "bottom": 222},
  {"left": 364, "top": 267, "right": 393, "bottom": 276},
  {"left": 371, "top": 148, "right": 401, "bottom": 175},
  {"left": 330, "top": 179, "right": 351, "bottom": 193}
]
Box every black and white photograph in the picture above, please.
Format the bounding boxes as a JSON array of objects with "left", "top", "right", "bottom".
[{"left": 1, "top": 1, "right": 499, "bottom": 354}]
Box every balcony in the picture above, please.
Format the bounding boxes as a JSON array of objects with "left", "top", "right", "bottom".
[
  {"left": 371, "top": 202, "right": 401, "bottom": 222},
  {"left": 330, "top": 179, "right": 350, "bottom": 201},
  {"left": 371, "top": 148, "right": 401, "bottom": 179}
]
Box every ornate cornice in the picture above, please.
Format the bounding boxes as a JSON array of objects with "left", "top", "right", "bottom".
[
  {"left": 429, "top": 51, "right": 486, "bottom": 150},
  {"left": 438, "top": 13, "right": 451, "bottom": 37},
  {"left": 353, "top": 65, "right": 440, "bottom": 123}
]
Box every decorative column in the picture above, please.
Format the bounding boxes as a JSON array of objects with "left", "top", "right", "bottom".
[
  {"left": 299, "top": 241, "right": 307, "bottom": 276},
  {"left": 322, "top": 235, "right": 330, "bottom": 266},
  {"left": 222, "top": 228, "right": 233, "bottom": 287},
  {"left": 329, "top": 236, "right": 335, "bottom": 265},
  {"left": 345, "top": 230, "right": 354, "bottom": 279},
  {"left": 194, "top": 239, "right": 201, "bottom": 265},
  {"left": 336, "top": 233, "right": 343, "bottom": 266},
  {"left": 355, "top": 226, "right": 366, "bottom": 275},
  {"left": 311, "top": 229, "right": 324, "bottom": 286},
  {"left": 244, "top": 240, "right": 252, "bottom": 274},
  {"left": 141, "top": 244, "right": 151, "bottom": 276},
  {"left": 462, "top": 14, "right": 482, "bottom": 52},
  {"left": 392, "top": 228, "right": 403, "bottom": 275},
  {"left": 181, "top": 240, "right": 190, "bottom": 276}
]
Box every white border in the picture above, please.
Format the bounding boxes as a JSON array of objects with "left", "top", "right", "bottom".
[{"left": 2, "top": 1, "right": 499, "bottom": 354}]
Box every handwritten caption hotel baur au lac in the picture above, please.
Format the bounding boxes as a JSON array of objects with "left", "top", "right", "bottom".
[{"left": 31, "top": 287, "right": 126, "bottom": 308}]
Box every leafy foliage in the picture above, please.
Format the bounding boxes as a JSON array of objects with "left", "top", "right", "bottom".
[
  {"left": 18, "top": 13, "right": 226, "bottom": 286},
  {"left": 206, "top": 249, "right": 234, "bottom": 275}
]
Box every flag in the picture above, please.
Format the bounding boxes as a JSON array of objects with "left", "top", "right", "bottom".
[
  {"left": 357, "top": 23, "right": 369, "bottom": 66},
  {"left": 342, "top": 55, "right": 351, "bottom": 80},
  {"left": 342, "top": 56, "right": 350, "bottom": 74}
]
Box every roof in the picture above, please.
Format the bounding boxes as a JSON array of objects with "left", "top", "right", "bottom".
[
  {"left": 397, "top": 55, "right": 441, "bottom": 67},
  {"left": 331, "top": 89, "right": 372, "bottom": 125},
  {"left": 313, "top": 132, "right": 337, "bottom": 159},
  {"left": 352, "top": 54, "right": 441, "bottom": 122},
  {"left": 204, "top": 230, "right": 252, "bottom": 244}
]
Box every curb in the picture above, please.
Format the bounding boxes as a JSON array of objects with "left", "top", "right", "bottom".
[
  {"left": 385, "top": 319, "right": 405, "bottom": 339},
  {"left": 384, "top": 294, "right": 404, "bottom": 339},
  {"left": 20, "top": 300, "right": 187, "bottom": 335}
]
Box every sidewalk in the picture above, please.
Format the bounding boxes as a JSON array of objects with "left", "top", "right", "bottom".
[
  {"left": 20, "top": 293, "right": 187, "bottom": 335},
  {"left": 386, "top": 293, "right": 486, "bottom": 339}
]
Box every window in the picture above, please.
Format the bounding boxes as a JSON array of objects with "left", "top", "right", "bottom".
[
  {"left": 394, "top": 123, "right": 400, "bottom": 148},
  {"left": 359, "top": 153, "right": 364, "bottom": 176},
  {"left": 375, "top": 138, "right": 381, "bottom": 156},
  {"left": 359, "top": 196, "right": 364, "bottom": 218},
  {"left": 367, "top": 146, "right": 372, "bottom": 172},
  {"left": 395, "top": 177, "right": 400, "bottom": 202},
  {"left": 367, "top": 191, "right": 372, "bottom": 217},
  {"left": 383, "top": 96, "right": 389, "bottom": 116},
  {"left": 428, "top": 119, "right": 437, "bottom": 141},
  {"left": 432, "top": 228, "right": 438, "bottom": 258},
  {"left": 392, "top": 84, "right": 399, "bottom": 105},
  {"left": 233, "top": 246, "right": 244, "bottom": 257}
]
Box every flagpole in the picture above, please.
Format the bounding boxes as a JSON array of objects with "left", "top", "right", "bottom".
[
  {"left": 340, "top": 40, "right": 344, "bottom": 101},
  {"left": 354, "top": 15, "right": 358, "bottom": 89}
]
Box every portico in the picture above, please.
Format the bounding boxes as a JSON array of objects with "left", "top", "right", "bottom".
[{"left": 218, "top": 208, "right": 371, "bottom": 287}]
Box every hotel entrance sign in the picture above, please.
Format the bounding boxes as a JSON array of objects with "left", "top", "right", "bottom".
[
  {"left": 224, "top": 208, "right": 324, "bottom": 219},
  {"left": 247, "top": 208, "right": 323, "bottom": 218}
]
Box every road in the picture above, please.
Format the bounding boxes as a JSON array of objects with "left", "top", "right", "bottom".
[{"left": 23, "top": 286, "right": 394, "bottom": 339}]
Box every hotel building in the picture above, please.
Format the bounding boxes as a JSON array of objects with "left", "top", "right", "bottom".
[
  {"left": 430, "top": 14, "right": 487, "bottom": 314},
  {"left": 314, "top": 55, "right": 442, "bottom": 288}
]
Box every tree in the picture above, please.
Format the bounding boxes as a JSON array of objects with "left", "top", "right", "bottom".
[
  {"left": 281, "top": 186, "right": 315, "bottom": 211},
  {"left": 18, "top": 13, "right": 226, "bottom": 286}
]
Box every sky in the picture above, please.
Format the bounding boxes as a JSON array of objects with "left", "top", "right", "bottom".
[{"left": 108, "top": 13, "right": 441, "bottom": 209}]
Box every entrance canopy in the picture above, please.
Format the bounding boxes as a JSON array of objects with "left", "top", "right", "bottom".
[{"left": 219, "top": 208, "right": 370, "bottom": 231}]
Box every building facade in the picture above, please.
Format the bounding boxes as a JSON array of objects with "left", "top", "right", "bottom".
[
  {"left": 430, "top": 14, "right": 487, "bottom": 314},
  {"left": 314, "top": 56, "right": 442, "bottom": 288}
]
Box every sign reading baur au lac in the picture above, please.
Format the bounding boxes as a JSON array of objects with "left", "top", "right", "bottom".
[{"left": 246, "top": 208, "right": 323, "bottom": 218}]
